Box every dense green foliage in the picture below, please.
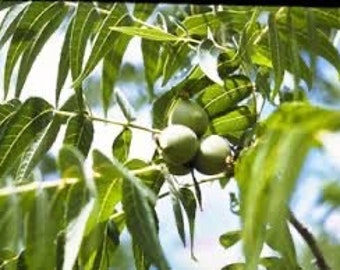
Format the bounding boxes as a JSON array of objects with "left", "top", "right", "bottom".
[{"left": 0, "top": 2, "right": 340, "bottom": 270}]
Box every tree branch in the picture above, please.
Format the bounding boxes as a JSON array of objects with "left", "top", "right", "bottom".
[{"left": 288, "top": 210, "right": 330, "bottom": 270}]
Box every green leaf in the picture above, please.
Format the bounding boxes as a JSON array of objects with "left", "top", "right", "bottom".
[
  {"left": 235, "top": 103, "right": 340, "bottom": 270},
  {"left": 221, "top": 263, "right": 246, "bottom": 270},
  {"left": 0, "top": 97, "right": 53, "bottom": 180},
  {"left": 72, "top": 3, "right": 131, "bottom": 89},
  {"left": 4, "top": 2, "right": 65, "bottom": 98},
  {"left": 112, "top": 128, "right": 132, "bottom": 163},
  {"left": 110, "top": 26, "right": 179, "bottom": 41},
  {"left": 25, "top": 191, "right": 57, "bottom": 270},
  {"left": 69, "top": 3, "right": 98, "bottom": 82},
  {"left": 179, "top": 9, "right": 252, "bottom": 37},
  {"left": 162, "top": 42, "right": 191, "bottom": 86},
  {"left": 179, "top": 187, "right": 197, "bottom": 260},
  {"left": 321, "top": 181, "right": 340, "bottom": 206},
  {"left": 133, "top": 3, "right": 155, "bottom": 21},
  {"left": 0, "top": 4, "right": 27, "bottom": 49},
  {"left": 219, "top": 230, "right": 242, "bottom": 249},
  {"left": 15, "top": 5, "right": 68, "bottom": 97},
  {"left": 58, "top": 146, "right": 91, "bottom": 225},
  {"left": 63, "top": 114, "right": 94, "bottom": 157},
  {"left": 86, "top": 150, "right": 122, "bottom": 234},
  {"left": 63, "top": 198, "right": 95, "bottom": 270},
  {"left": 152, "top": 89, "right": 177, "bottom": 129},
  {"left": 110, "top": 156, "right": 169, "bottom": 270},
  {"left": 115, "top": 88, "right": 136, "bottom": 121},
  {"left": 14, "top": 114, "right": 62, "bottom": 183},
  {"left": 132, "top": 240, "right": 152, "bottom": 270},
  {"left": 171, "top": 194, "right": 186, "bottom": 246},
  {"left": 55, "top": 17, "right": 73, "bottom": 106},
  {"left": 0, "top": 99, "right": 21, "bottom": 128},
  {"left": 268, "top": 11, "right": 285, "bottom": 99},
  {"left": 141, "top": 39, "right": 163, "bottom": 99},
  {"left": 197, "top": 75, "right": 253, "bottom": 118},
  {"left": 198, "top": 39, "right": 224, "bottom": 86},
  {"left": 207, "top": 106, "right": 256, "bottom": 144}
]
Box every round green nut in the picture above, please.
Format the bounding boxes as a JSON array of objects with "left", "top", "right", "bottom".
[
  {"left": 194, "top": 135, "right": 231, "bottom": 175},
  {"left": 168, "top": 99, "right": 209, "bottom": 137},
  {"left": 159, "top": 124, "right": 199, "bottom": 165}
]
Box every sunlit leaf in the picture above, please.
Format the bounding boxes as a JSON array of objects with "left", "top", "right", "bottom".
[
  {"left": 15, "top": 5, "right": 68, "bottom": 97},
  {"left": 110, "top": 26, "right": 179, "bottom": 41},
  {"left": 179, "top": 9, "right": 252, "bottom": 37},
  {"left": 235, "top": 102, "right": 340, "bottom": 270},
  {"left": 198, "top": 39, "right": 224, "bottom": 86},
  {"left": 63, "top": 114, "right": 94, "bottom": 157},
  {"left": 197, "top": 75, "right": 253, "bottom": 118},
  {"left": 0, "top": 97, "right": 53, "bottom": 180},
  {"left": 112, "top": 128, "right": 132, "bottom": 163},
  {"left": 219, "top": 230, "right": 242, "bottom": 249},
  {"left": 25, "top": 191, "right": 56, "bottom": 270},
  {"left": 4, "top": 2, "right": 65, "bottom": 98}
]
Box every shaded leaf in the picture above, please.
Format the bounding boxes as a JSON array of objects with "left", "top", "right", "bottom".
[
  {"left": 14, "top": 114, "right": 62, "bottom": 183},
  {"left": 133, "top": 3, "right": 155, "bottom": 21},
  {"left": 0, "top": 3, "right": 28, "bottom": 49},
  {"left": 15, "top": 5, "right": 68, "bottom": 97},
  {"left": 179, "top": 187, "right": 197, "bottom": 260},
  {"left": 72, "top": 3, "right": 131, "bottom": 88},
  {"left": 321, "top": 181, "right": 340, "bottom": 206},
  {"left": 112, "top": 128, "right": 132, "bottom": 163},
  {"left": 110, "top": 156, "right": 169, "bottom": 270},
  {"left": 63, "top": 114, "right": 94, "bottom": 157},
  {"left": 219, "top": 230, "right": 242, "bottom": 249},
  {"left": 0, "top": 97, "right": 53, "bottom": 180},
  {"left": 152, "top": 87, "right": 177, "bottom": 129},
  {"left": 197, "top": 75, "right": 253, "bottom": 118},
  {"left": 221, "top": 263, "right": 246, "bottom": 270},
  {"left": 207, "top": 106, "right": 256, "bottom": 144},
  {"left": 4, "top": 2, "right": 65, "bottom": 97},
  {"left": 268, "top": 11, "right": 284, "bottom": 99},
  {"left": 55, "top": 17, "right": 74, "bottom": 106},
  {"left": 162, "top": 42, "right": 192, "bottom": 86},
  {"left": 0, "top": 99, "right": 21, "bottom": 128},
  {"left": 171, "top": 194, "right": 186, "bottom": 246},
  {"left": 115, "top": 88, "right": 136, "bottom": 121},
  {"left": 141, "top": 39, "right": 163, "bottom": 98},
  {"left": 63, "top": 198, "right": 95, "bottom": 270}
]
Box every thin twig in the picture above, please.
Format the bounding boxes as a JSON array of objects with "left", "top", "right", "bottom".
[{"left": 288, "top": 210, "right": 330, "bottom": 270}]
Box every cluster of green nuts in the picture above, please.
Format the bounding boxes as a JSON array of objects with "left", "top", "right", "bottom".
[{"left": 157, "top": 98, "right": 232, "bottom": 176}]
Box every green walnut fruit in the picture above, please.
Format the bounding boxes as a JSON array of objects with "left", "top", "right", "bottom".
[
  {"left": 166, "top": 160, "right": 191, "bottom": 176},
  {"left": 168, "top": 99, "right": 209, "bottom": 137},
  {"left": 159, "top": 124, "right": 199, "bottom": 165},
  {"left": 194, "top": 135, "right": 231, "bottom": 175}
]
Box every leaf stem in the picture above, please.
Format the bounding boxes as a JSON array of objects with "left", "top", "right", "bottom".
[
  {"left": 288, "top": 209, "right": 330, "bottom": 270},
  {"left": 55, "top": 110, "right": 161, "bottom": 134},
  {"left": 158, "top": 173, "right": 225, "bottom": 199}
]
